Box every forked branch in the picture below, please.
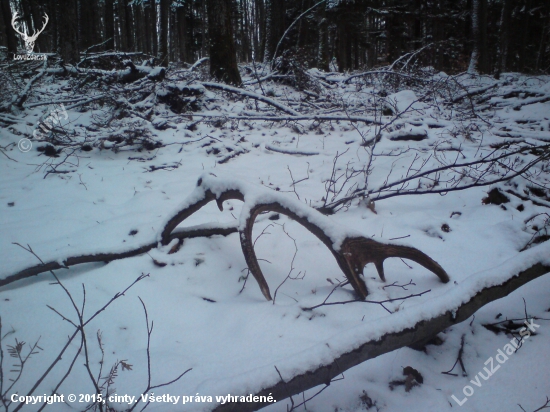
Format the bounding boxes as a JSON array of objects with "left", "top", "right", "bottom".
[
  {"left": 160, "top": 175, "right": 450, "bottom": 300},
  {"left": 2, "top": 175, "right": 449, "bottom": 301}
]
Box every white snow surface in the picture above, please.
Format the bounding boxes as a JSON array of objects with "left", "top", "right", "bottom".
[{"left": 1, "top": 71, "right": 549, "bottom": 412}]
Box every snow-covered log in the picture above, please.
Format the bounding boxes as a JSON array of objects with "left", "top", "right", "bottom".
[
  {"left": 44, "top": 63, "right": 165, "bottom": 83},
  {"left": 201, "top": 82, "right": 300, "bottom": 116},
  {"left": 1, "top": 175, "right": 448, "bottom": 299},
  {"left": 0, "top": 224, "right": 238, "bottom": 288},
  {"left": 212, "top": 258, "right": 550, "bottom": 411}
]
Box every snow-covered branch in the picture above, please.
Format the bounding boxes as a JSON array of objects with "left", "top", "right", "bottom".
[{"left": 213, "top": 255, "right": 550, "bottom": 411}]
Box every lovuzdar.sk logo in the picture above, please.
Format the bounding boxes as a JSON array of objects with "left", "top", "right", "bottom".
[{"left": 11, "top": 12, "right": 48, "bottom": 60}]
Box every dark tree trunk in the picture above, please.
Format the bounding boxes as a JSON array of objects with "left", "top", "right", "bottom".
[
  {"left": 478, "top": 0, "right": 489, "bottom": 73},
  {"left": 0, "top": 0, "right": 18, "bottom": 56},
  {"left": 134, "top": 3, "right": 144, "bottom": 53},
  {"left": 264, "top": 0, "right": 285, "bottom": 63},
  {"left": 118, "top": 0, "right": 128, "bottom": 51},
  {"left": 159, "top": 0, "right": 169, "bottom": 65},
  {"left": 151, "top": 0, "right": 158, "bottom": 56},
  {"left": 169, "top": 4, "right": 176, "bottom": 62},
  {"left": 29, "top": 0, "right": 49, "bottom": 53},
  {"left": 469, "top": 0, "right": 489, "bottom": 73},
  {"left": 176, "top": 5, "right": 187, "bottom": 62},
  {"left": 498, "top": 0, "right": 512, "bottom": 75},
  {"left": 48, "top": 0, "right": 58, "bottom": 54},
  {"left": 317, "top": 15, "right": 329, "bottom": 71},
  {"left": 79, "top": 0, "right": 98, "bottom": 51},
  {"left": 104, "top": 0, "right": 114, "bottom": 50},
  {"left": 535, "top": 16, "right": 549, "bottom": 71},
  {"left": 143, "top": 1, "right": 152, "bottom": 54},
  {"left": 57, "top": 0, "right": 79, "bottom": 64},
  {"left": 206, "top": 0, "right": 242, "bottom": 85},
  {"left": 255, "top": 0, "right": 266, "bottom": 62},
  {"left": 125, "top": 2, "right": 135, "bottom": 51}
]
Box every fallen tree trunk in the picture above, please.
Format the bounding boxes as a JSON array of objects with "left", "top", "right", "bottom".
[
  {"left": 212, "top": 259, "right": 550, "bottom": 411},
  {"left": 44, "top": 63, "right": 165, "bottom": 83},
  {"left": 2, "top": 175, "right": 549, "bottom": 411},
  {"left": 191, "top": 113, "right": 382, "bottom": 124},
  {"left": 201, "top": 82, "right": 300, "bottom": 116},
  {"left": 0, "top": 223, "right": 238, "bottom": 288},
  {"left": 3, "top": 175, "right": 447, "bottom": 300}
]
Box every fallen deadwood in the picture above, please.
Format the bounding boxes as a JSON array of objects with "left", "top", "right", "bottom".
[
  {"left": 3, "top": 176, "right": 549, "bottom": 410},
  {"left": 159, "top": 175, "right": 449, "bottom": 300},
  {"left": 2, "top": 175, "right": 448, "bottom": 301},
  {"left": 450, "top": 83, "right": 500, "bottom": 103},
  {"left": 191, "top": 113, "right": 382, "bottom": 124},
  {"left": 342, "top": 70, "right": 432, "bottom": 84},
  {"left": 264, "top": 143, "right": 319, "bottom": 156},
  {"left": 44, "top": 63, "right": 165, "bottom": 83},
  {"left": 201, "top": 82, "right": 300, "bottom": 116},
  {"left": 12, "top": 60, "right": 47, "bottom": 109},
  {"left": 189, "top": 56, "right": 209, "bottom": 71},
  {"left": 0, "top": 223, "right": 238, "bottom": 288},
  {"left": 211, "top": 258, "right": 550, "bottom": 412}
]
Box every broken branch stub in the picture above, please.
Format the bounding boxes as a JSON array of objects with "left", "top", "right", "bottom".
[{"left": 161, "top": 175, "right": 450, "bottom": 300}]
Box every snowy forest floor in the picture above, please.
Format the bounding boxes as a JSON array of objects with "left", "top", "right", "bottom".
[{"left": 1, "top": 56, "right": 550, "bottom": 412}]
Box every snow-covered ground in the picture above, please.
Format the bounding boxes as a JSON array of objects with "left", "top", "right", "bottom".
[{"left": 1, "top": 67, "right": 549, "bottom": 412}]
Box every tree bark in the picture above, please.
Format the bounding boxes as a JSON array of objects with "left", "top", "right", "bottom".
[
  {"left": 143, "top": 1, "right": 152, "bottom": 54},
  {"left": 263, "top": 0, "right": 285, "bottom": 63},
  {"left": 212, "top": 261, "right": 550, "bottom": 411},
  {"left": 57, "top": 0, "right": 79, "bottom": 64},
  {"left": 117, "top": 0, "right": 128, "bottom": 51},
  {"left": 176, "top": 5, "right": 187, "bottom": 62},
  {"left": 316, "top": 5, "right": 329, "bottom": 71},
  {"left": 29, "top": 0, "right": 50, "bottom": 53},
  {"left": 134, "top": 3, "right": 144, "bottom": 53},
  {"left": 498, "top": 0, "right": 512, "bottom": 75},
  {"left": 206, "top": 0, "right": 242, "bottom": 85},
  {"left": 469, "top": 0, "right": 489, "bottom": 74},
  {"left": 79, "top": 0, "right": 99, "bottom": 51},
  {"left": 159, "top": 0, "right": 170, "bottom": 66},
  {"left": 151, "top": 0, "right": 158, "bottom": 56},
  {"left": 255, "top": 0, "right": 266, "bottom": 62},
  {"left": 0, "top": 0, "right": 18, "bottom": 56},
  {"left": 104, "top": 0, "right": 114, "bottom": 50}
]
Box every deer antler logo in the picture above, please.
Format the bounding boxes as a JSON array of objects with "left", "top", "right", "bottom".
[{"left": 11, "top": 12, "right": 49, "bottom": 54}]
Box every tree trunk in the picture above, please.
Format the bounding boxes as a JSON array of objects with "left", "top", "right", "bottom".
[
  {"left": 498, "top": 0, "right": 512, "bottom": 75},
  {"left": 535, "top": 16, "right": 549, "bottom": 71},
  {"left": 317, "top": 6, "right": 329, "bottom": 71},
  {"left": 134, "top": 3, "right": 144, "bottom": 53},
  {"left": 478, "top": 0, "right": 489, "bottom": 73},
  {"left": 143, "top": 1, "right": 152, "bottom": 54},
  {"left": 159, "top": 0, "right": 169, "bottom": 66},
  {"left": 29, "top": 0, "right": 49, "bottom": 53},
  {"left": 118, "top": 0, "right": 128, "bottom": 51},
  {"left": 176, "top": 5, "right": 187, "bottom": 62},
  {"left": 104, "top": 0, "right": 114, "bottom": 50},
  {"left": 468, "top": 0, "right": 480, "bottom": 73},
  {"left": 126, "top": 2, "right": 135, "bottom": 52},
  {"left": 255, "top": 0, "right": 266, "bottom": 62},
  {"left": 206, "top": 0, "right": 242, "bottom": 85},
  {"left": 264, "top": 0, "right": 285, "bottom": 63},
  {"left": 469, "top": 0, "right": 489, "bottom": 74},
  {"left": 151, "top": 0, "right": 158, "bottom": 57},
  {"left": 0, "top": 0, "right": 18, "bottom": 56},
  {"left": 79, "top": 0, "right": 99, "bottom": 51},
  {"left": 48, "top": 0, "right": 58, "bottom": 54},
  {"left": 57, "top": 0, "right": 79, "bottom": 64}
]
